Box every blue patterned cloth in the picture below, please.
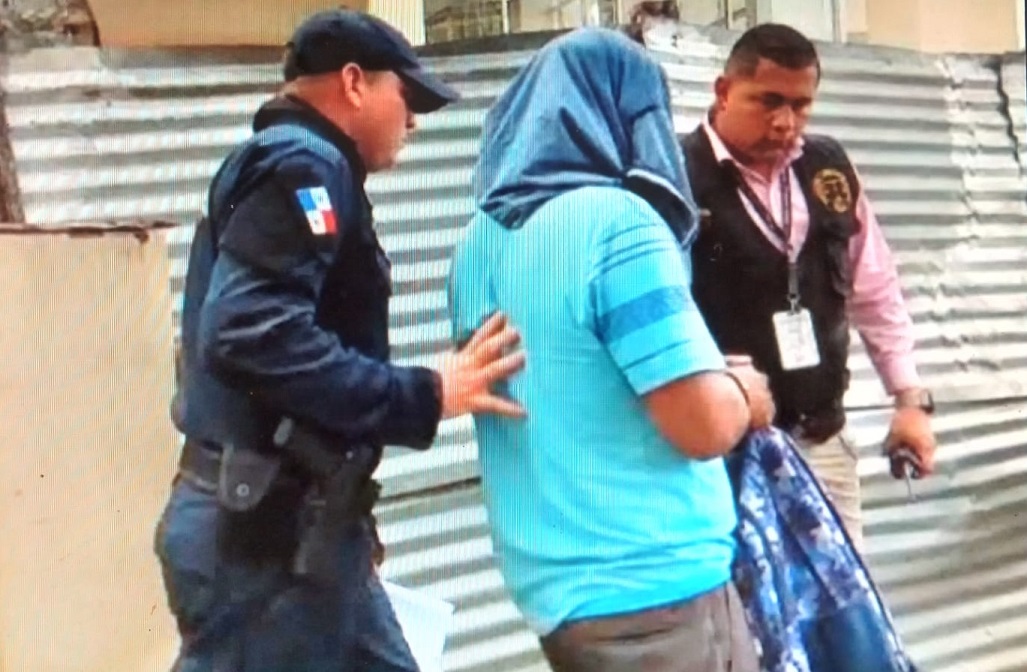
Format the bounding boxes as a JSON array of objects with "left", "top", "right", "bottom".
[{"left": 727, "top": 428, "right": 919, "bottom": 672}]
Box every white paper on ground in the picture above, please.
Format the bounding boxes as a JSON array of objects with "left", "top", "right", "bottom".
[{"left": 382, "top": 579, "right": 456, "bottom": 672}]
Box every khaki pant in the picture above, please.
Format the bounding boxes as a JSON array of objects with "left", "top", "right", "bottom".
[{"left": 795, "top": 432, "right": 865, "bottom": 552}]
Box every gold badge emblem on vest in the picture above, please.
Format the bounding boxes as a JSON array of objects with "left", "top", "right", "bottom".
[{"left": 812, "top": 168, "right": 853, "bottom": 214}]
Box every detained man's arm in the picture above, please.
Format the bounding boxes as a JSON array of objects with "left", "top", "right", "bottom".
[
  {"left": 645, "top": 369, "right": 763, "bottom": 460},
  {"left": 590, "top": 195, "right": 772, "bottom": 460}
]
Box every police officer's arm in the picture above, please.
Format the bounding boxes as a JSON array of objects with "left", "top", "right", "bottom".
[
  {"left": 197, "top": 157, "right": 442, "bottom": 449},
  {"left": 846, "top": 170, "right": 935, "bottom": 473},
  {"left": 846, "top": 174, "right": 921, "bottom": 397}
]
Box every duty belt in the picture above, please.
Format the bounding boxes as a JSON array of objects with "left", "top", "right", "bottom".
[
  {"left": 176, "top": 440, "right": 380, "bottom": 517},
  {"left": 177, "top": 440, "right": 222, "bottom": 493},
  {"left": 177, "top": 439, "right": 385, "bottom": 579}
]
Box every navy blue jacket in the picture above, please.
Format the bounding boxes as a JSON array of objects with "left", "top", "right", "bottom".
[{"left": 174, "top": 96, "right": 442, "bottom": 458}]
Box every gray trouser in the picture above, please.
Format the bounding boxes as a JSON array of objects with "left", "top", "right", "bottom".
[{"left": 539, "top": 583, "right": 760, "bottom": 672}]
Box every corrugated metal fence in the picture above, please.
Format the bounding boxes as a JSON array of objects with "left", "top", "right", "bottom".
[
  {"left": 1003, "top": 53, "right": 1027, "bottom": 176},
  {"left": 1, "top": 27, "right": 1025, "bottom": 672}
]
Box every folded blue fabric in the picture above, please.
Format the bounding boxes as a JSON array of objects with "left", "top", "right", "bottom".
[{"left": 727, "top": 428, "right": 919, "bottom": 672}]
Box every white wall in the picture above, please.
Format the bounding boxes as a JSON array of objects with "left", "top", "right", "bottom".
[
  {"left": 756, "top": 0, "right": 837, "bottom": 41},
  {"left": 618, "top": 0, "right": 723, "bottom": 26},
  {"left": 371, "top": 0, "right": 426, "bottom": 44},
  {"left": 1017, "top": 0, "right": 1025, "bottom": 50}
]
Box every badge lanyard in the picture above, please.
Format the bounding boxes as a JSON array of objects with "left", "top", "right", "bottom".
[
  {"left": 732, "top": 169, "right": 800, "bottom": 313},
  {"left": 728, "top": 166, "right": 821, "bottom": 371}
]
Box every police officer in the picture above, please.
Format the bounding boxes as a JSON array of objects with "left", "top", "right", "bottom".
[
  {"left": 156, "top": 9, "right": 525, "bottom": 671},
  {"left": 677, "top": 23, "right": 937, "bottom": 551}
]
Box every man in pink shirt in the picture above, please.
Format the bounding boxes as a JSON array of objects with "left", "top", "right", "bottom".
[{"left": 677, "top": 23, "right": 937, "bottom": 551}]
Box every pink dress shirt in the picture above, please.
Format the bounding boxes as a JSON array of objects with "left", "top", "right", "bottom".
[{"left": 700, "top": 117, "right": 921, "bottom": 395}]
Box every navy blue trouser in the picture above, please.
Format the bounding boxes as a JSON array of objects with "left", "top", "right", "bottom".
[{"left": 154, "top": 477, "right": 418, "bottom": 672}]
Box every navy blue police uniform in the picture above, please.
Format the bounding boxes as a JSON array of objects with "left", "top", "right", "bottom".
[{"left": 155, "top": 10, "right": 458, "bottom": 672}]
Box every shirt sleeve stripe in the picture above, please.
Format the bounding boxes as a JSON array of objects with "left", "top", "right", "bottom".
[
  {"left": 617, "top": 339, "right": 694, "bottom": 373},
  {"left": 593, "top": 239, "right": 680, "bottom": 279},
  {"left": 596, "top": 285, "right": 688, "bottom": 345},
  {"left": 598, "top": 222, "right": 656, "bottom": 248}
]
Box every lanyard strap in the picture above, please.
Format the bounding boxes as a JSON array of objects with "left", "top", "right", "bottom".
[
  {"left": 734, "top": 169, "right": 792, "bottom": 250},
  {"left": 729, "top": 166, "right": 801, "bottom": 311}
]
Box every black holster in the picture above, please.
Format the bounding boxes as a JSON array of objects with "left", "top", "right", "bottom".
[
  {"left": 209, "top": 443, "right": 304, "bottom": 564},
  {"left": 271, "top": 418, "right": 382, "bottom": 585}
]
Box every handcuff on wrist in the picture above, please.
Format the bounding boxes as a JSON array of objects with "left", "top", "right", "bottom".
[{"left": 723, "top": 369, "right": 751, "bottom": 408}]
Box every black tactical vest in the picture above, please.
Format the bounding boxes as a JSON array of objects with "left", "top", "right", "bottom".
[{"left": 681, "top": 128, "right": 862, "bottom": 435}]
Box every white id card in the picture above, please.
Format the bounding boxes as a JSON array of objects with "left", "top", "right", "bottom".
[{"left": 772, "top": 309, "right": 821, "bottom": 370}]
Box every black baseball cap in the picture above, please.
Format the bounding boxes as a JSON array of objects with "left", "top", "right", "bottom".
[{"left": 283, "top": 9, "right": 460, "bottom": 114}]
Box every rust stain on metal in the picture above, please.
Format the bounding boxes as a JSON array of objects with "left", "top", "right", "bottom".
[{"left": 0, "top": 83, "right": 26, "bottom": 224}]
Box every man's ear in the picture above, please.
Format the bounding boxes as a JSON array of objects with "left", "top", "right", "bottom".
[
  {"left": 338, "top": 63, "right": 366, "bottom": 108},
  {"left": 713, "top": 75, "right": 731, "bottom": 110}
]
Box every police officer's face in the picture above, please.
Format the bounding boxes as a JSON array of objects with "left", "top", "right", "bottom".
[
  {"left": 712, "top": 58, "right": 818, "bottom": 169},
  {"left": 346, "top": 70, "right": 416, "bottom": 172}
]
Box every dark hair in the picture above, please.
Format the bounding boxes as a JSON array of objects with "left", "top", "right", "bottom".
[
  {"left": 725, "top": 23, "right": 820, "bottom": 79},
  {"left": 624, "top": 1, "right": 680, "bottom": 45}
]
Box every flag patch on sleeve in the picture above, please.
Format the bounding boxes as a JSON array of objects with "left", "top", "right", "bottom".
[{"left": 295, "top": 186, "right": 338, "bottom": 235}]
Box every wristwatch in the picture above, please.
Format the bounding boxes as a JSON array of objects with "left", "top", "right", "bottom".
[{"left": 896, "top": 389, "right": 935, "bottom": 415}]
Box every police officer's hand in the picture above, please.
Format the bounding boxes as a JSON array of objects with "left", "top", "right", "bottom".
[
  {"left": 725, "top": 354, "right": 776, "bottom": 430},
  {"left": 439, "top": 312, "right": 526, "bottom": 419},
  {"left": 885, "top": 407, "right": 936, "bottom": 478}
]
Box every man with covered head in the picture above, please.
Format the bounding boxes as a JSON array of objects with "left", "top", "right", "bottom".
[{"left": 448, "top": 28, "right": 771, "bottom": 672}]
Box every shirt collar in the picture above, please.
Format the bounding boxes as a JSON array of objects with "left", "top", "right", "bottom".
[
  {"left": 701, "top": 111, "right": 804, "bottom": 182},
  {"left": 252, "top": 95, "right": 368, "bottom": 184}
]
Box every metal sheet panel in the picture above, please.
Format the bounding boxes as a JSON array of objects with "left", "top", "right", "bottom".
[
  {"left": 848, "top": 401, "right": 1027, "bottom": 672},
  {"left": 376, "top": 400, "right": 1027, "bottom": 672},
  {"left": 1001, "top": 53, "right": 1027, "bottom": 175},
  {"left": 3, "top": 29, "right": 1027, "bottom": 672}
]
